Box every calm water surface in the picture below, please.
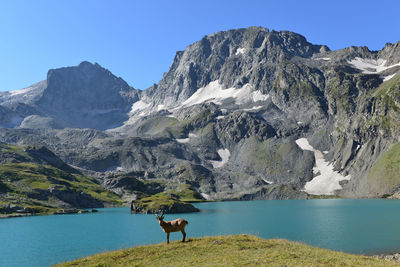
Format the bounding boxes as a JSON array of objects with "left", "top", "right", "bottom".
[{"left": 2, "top": 199, "right": 400, "bottom": 266}]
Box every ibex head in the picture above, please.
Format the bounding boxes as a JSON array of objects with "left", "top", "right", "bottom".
[{"left": 155, "top": 211, "right": 165, "bottom": 222}]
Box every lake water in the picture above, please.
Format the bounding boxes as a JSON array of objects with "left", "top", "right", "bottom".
[{"left": 2, "top": 199, "right": 400, "bottom": 266}]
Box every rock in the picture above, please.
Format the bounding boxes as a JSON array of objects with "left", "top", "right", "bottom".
[
  {"left": 78, "top": 209, "right": 89, "bottom": 214},
  {"left": 239, "top": 185, "right": 308, "bottom": 200},
  {"left": 20, "top": 115, "right": 64, "bottom": 129},
  {"left": 375, "top": 253, "right": 400, "bottom": 263},
  {"left": 53, "top": 209, "right": 80, "bottom": 215},
  {"left": 130, "top": 194, "right": 200, "bottom": 214},
  {"left": 51, "top": 189, "right": 104, "bottom": 209}
]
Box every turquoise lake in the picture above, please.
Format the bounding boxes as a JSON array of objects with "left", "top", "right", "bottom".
[{"left": 2, "top": 199, "right": 400, "bottom": 266}]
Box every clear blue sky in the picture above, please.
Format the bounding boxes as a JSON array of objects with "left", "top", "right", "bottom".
[{"left": 0, "top": 0, "right": 399, "bottom": 91}]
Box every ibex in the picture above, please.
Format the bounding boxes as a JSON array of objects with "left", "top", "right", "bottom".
[{"left": 155, "top": 211, "right": 188, "bottom": 244}]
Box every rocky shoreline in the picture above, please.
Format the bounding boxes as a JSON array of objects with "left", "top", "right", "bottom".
[
  {"left": 0, "top": 207, "right": 100, "bottom": 218},
  {"left": 0, "top": 199, "right": 200, "bottom": 218},
  {"left": 374, "top": 253, "right": 400, "bottom": 263},
  {"left": 53, "top": 208, "right": 99, "bottom": 215}
]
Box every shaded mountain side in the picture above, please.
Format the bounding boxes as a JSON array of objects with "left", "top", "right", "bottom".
[
  {"left": 36, "top": 62, "right": 140, "bottom": 129},
  {"left": 0, "top": 62, "right": 140, "bottom": 130}
]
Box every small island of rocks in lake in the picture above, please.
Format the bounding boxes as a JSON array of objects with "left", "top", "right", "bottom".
[{"left": 130, "top": 193, "right": 200, "bottom": 214}]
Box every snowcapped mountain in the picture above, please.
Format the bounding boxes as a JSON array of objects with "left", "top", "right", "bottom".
[{"left": 1, "top": 27, "right": 400, "bottom": 200}]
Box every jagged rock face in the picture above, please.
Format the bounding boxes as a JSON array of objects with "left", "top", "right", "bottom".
[
  {"left": 1, "top": 26, "right": 400, "bottom": 201},
  {"left": 378, "top": 42, "right": 400, "bottom": 65},
  {"left": 215, "top": 112, "right": 276, "bottom": 144},
  {"left": 142, "top": 27, "right": 329, "bottom": 110}
]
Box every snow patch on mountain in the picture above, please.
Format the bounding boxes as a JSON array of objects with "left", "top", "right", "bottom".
[
  {"left": 0, "top": 81, "right": 46, "bottom": 106},
  {"left": 176, "top": 133, "right": 197, "bottom": 143},
  {"left": 243, "top": 106, "right": 263, "bottom": 112},
  {"left": 295, "top": 138, "right": 351, "bottom": 195},
  {"left": 296, "top": 138, "right": 314, "bottom": 151},
  {"left": 262, "top": 178, "right": 273, "bottom": 184},
  {"left": 176, "top": 138, "right": 189, "bottom": 143},
  {"left": 251, "top": 91, "right": 270, "bottom": 102},
  {"left": 348, "top": 57, "right": 400, "bottom": 74},
  {"left": 120, "top": 100, "right": 152, "bottom": 126},
  {"left": 9, "top": 85, "right": 35, "bottom": 96},
  {"left": 176, "top": 81, "right": 269, "bottom": 109},
  {"left": 200, "top": 193, "right": 211, "bottom": 200},
  {"left": 209, "top": 148, "right": 230, "bottom": 168},
  {"left": 130, "top": 100, "right": 150, "bottom": 113},
  {"left": 235, "top": 47, "right": 246, "bottom": 55},
  {"left": 383, "top": 73, "right": 397, "bottom": 82},
  {"left": 157, "top": 104, "right": 165, "bottom": 111},
  {"left": 106, "top": 165, "right": 125, "bottom": 172}
]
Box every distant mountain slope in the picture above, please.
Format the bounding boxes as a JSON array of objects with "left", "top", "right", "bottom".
[
  {"left": 0, "top": 26, "right": 400, "bottom": 200},
  {"left": 0, "top": 62, "right": 140, "bottom": 130},
  {"left": 0, "top": 142, "right": 121, "bottom": 216}
]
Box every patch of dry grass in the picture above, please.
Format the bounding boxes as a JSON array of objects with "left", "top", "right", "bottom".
[{"left": 56, "top": 234, "right": 396, "bottom": 267}]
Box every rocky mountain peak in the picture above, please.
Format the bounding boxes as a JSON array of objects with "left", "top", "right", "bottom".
[
  {"left": 142, "top": 27, "right": 330, "bottom": 111},
  {"left": 379, "top": 41, "right": 400, "bottom": 65},
  {"left": 45, "top": 61, "right": 130, "bottom": 95},
  {"left": 36, "top": 61, "right": 140, "bottom": 129}
]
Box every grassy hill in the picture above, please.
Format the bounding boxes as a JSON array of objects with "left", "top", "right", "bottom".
[
  {"left": 56, "top": 235, "right": 395, "bottom": 267},
  {"left": 0, "top": 143, "right": 122, "bottom": 216}
]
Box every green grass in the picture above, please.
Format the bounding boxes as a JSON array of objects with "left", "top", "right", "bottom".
[
  {"left": 0, "top": 161, "right": 122, "bottom": 215},
  {"left": 134, "top": 116, "right": 180, "bottom": 137},
  {"left": 165, "top": 184, "right": 204, "bottom": 202},
  {"left": 56, "top": 234, "right": 395, "bottom": 267},
  {"left": 163, "top": 108, "right": 215, "bottom": 139},
  {"left": 132, "top": 192, "right": 198, "bottom": 213},
  {"left": 0, "top": 142, "right": 26, "bottom": 153},
  {"left": 373, "top": 73, "right": 400, "bottom": 98},
  {"left": 134, "top": 193, "right": 178, "bottom": 208},
  {"left": 367, "top": 141, "right": 400, "bottom": 197}
]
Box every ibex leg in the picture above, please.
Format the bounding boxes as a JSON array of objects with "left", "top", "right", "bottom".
[
  {"left": 181, "top": 230, "right": 186, "bottom": 242},
  {"left": 167, "top": 232, "right": 170, "bottom": 244}
]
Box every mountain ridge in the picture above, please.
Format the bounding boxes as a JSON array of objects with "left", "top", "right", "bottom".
[{"left": 0, "top": 26, "right": 400, "bottom": 202}]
